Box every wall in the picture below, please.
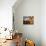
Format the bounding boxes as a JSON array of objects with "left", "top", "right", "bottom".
[
  {"left": 13, "top": 0, "right": 41, "bottom": 46},
  {"left": 0, "top": 0, "right": 16, "bottom": 30},
  {"left": 41, "top": 0, "right": 46, "bottom": 46}
]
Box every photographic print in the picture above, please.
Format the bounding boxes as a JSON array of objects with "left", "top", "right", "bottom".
[{"left": 23, "top": 16, "right": 34, "bottom": 25}]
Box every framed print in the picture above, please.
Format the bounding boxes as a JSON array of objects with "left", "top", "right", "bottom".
[{"left": 23, "top": 16, "right": 34, "bottom": 25}]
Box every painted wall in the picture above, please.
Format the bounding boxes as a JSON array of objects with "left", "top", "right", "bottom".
[
  {"left": 0, "top": 0, "right": 16, "bottom": 30},
  {"left": 41, "top": 0, "right": 46, "bottom": 46},
  {"left": 13, "top": 0, "right": 41, "bottom": 46}
]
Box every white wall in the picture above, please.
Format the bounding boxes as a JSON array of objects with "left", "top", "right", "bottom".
[
  {"left": 13, "top": 0, "right": 41, "bottom": 46},
  {"left": 0, "top": 0, "right": 16, "bottom": 30},
  {"left": 13, "top": 0, "right": 46, "bottom": 46},
  {"left": 41, "top": 0, "right": 46, "bottom": 46}
]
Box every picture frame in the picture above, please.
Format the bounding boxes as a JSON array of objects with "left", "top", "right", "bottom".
[{"left": 23, "top": 16, "right": 34, "bottom": 25}]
